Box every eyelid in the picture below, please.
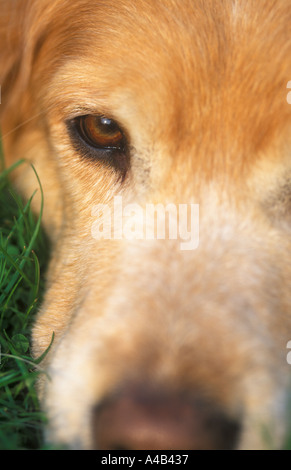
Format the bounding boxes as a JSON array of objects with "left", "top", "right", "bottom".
[{"left": 66, "top": 114, "right": 130, "bottom": 179}]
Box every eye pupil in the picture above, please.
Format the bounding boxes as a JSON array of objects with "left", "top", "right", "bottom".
[
  {"left": 77, "top": 115, "right": 124, "bottom": 150},
  {"left": 99, "top": 117, "right": 121, "bottom": 137}
]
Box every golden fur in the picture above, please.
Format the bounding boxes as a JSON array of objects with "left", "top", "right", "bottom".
[{"left": 1, "top": 0, "right": 291, "bottom": 449}]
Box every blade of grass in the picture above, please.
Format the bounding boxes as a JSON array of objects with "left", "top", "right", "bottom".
[{"left": 0, "top": 164, "right": 44, "bottom": 308}]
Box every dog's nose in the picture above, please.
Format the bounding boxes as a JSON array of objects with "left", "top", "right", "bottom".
[{"left": 93, "top": 386, "right": 240, "bottom": 450}]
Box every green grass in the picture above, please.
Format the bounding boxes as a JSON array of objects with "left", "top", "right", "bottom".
[{"left": 0, "top": 138, "right": 51, "bottom": 449}]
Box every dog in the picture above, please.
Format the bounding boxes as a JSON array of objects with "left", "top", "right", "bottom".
[{"left": 1, "top": 0, "right": 291, "bottom": 450}]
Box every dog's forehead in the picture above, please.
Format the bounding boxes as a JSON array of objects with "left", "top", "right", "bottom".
[{"left": 37, "top": 0, "right": 291, "bottom": 174}]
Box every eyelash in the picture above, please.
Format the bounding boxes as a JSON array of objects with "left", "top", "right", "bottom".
[{"left": 67, "top": 115, "right": 130, "bottom": 177}]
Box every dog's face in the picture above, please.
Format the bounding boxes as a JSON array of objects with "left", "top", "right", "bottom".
[{"left": 1, "top": 0, "right": 291, "bottom": 450}]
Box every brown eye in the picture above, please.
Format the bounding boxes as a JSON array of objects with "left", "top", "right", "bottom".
[
  {"left": 77, "top": 115, "right": 124, "bottom": 150},
  {"left": 68, "top": 114, "right": 130, "bottom": 178}
]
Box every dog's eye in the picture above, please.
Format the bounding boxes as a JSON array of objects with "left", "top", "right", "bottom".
[
  {"left": 68, "top": 114, "right": 129, "bottom": 178},
  {"left": 75, "top": 115, "right": 124, "bottom": 150}
]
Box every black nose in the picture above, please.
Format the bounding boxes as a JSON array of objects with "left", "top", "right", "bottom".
[{"left": 92, "top": 386, "right": 241, "bottom": 450}]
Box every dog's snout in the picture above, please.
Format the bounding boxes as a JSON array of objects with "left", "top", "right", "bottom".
[{"left": 93, "top": 386, "right": 241, "bottom": 450}]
